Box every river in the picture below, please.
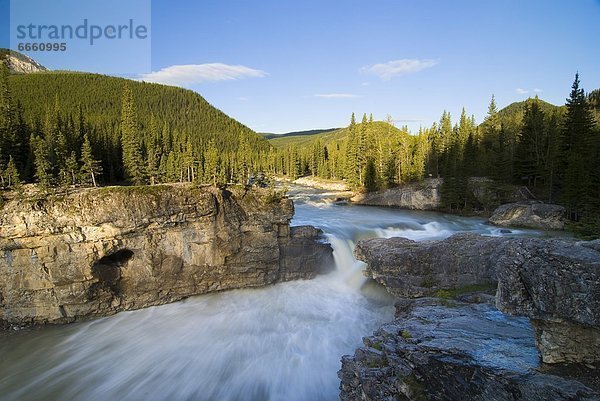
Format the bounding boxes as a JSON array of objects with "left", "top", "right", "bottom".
[{"left": 0, "top": 187, "right": 541, "bottom": 401}]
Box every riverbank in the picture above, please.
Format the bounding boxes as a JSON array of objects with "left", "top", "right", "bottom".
[{"left": 275, "top": 175, "right": 353, "bottom": 193}]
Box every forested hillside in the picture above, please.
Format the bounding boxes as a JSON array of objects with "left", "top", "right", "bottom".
[
  {"left": 0, "top": 61, "right": 269, "bottom": 186},
  {"left": 267, "top": 76, "right": 599, "bottom": 236}
]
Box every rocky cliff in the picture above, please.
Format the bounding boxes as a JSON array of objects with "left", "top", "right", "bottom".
[
  {"left": 345, "top": 233, "right": 600, "bottom": 400},
  {"left": 1, "top": 49, "right": 47, "bottom": 73},
  {"left": 354, "top": 233, "right": 600, "bottom": 365},
  {"left": 0, "top": 184, "right": 333, "bottom": 328}
]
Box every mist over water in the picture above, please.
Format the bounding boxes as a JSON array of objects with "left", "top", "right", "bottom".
[{"left": 0, "top": 187, "right": 540, "bottom": 401}]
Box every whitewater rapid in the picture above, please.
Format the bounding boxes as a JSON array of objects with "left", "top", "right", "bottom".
[{"left": 0, "top": 187, "right": 541, "bottom": 401}]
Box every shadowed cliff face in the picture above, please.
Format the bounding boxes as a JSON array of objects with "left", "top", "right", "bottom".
[{"left": 0, "top": 184, "right": 333, "bottom": 327}]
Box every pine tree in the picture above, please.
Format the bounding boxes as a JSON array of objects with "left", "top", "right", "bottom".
[
  {"left": 183, "top": 138, "right": 195, "bottom": 182},
  {"left": 480, "top": 95, "right": 501, "bottom": 175},
  {"left": 81, "top": 133, "right": 102, "bottom": 187},
  {"left": 516, "top": 97, "right": 545, "bottom": 187},
  {"left": 0, "top": 61, "right": 15, "bottom": 167},
  {"left": 120, "top": 85, "right": 145, "bottom": 185},
  {"left": 204, "top": 138, "right": 219, "bottom": 186},
  {"left": 146, "top": 116, "right": 161, "bottom": 185},
  {"left": 438, "top": 111, "right": 453, "bottom": 176},
  {"left": 5, "top": 155, "right": 21, "bottom": 189},
  {"left": 237, "top": 135, "right": 252, "bottom": 181},
  {"left": 561, "top": 73, "right": 596, "bottom": 221},
  {"left": 64, "top": 151, "right": 79, "bottom": 186},
  {"left": 363, "top": 158, "right": 378, "bottom": 192},
  {"left": 344, "top": 113, "right": 360, "bottom": 188},
  {"left": 32, "top": 135, "right": 52, "bottom": 188}
]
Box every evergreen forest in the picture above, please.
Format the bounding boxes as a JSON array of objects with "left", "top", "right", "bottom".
[{"left": 0, "top": 57, "right": 598, "bottom": 236}]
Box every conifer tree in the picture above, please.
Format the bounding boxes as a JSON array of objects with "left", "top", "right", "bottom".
[
  {"left": 120, "top": 86, "right": 145, "bottom": 185},
  {"left": 0, "top": 62, "right": 14, "bottom": 150},
  {"left": 146, "top": 116, "right": 162, "bottom": 185},
  {"left": 515, "top": 97, "right": 545, "bottom": 187},
  {"left": 561, "top": 73, "right": 598, "bottom": 224},
  {"left": 32, "top": 135, "right": 52, "bottom": 188},
  {"left": 5, "top": 155, "right": 21, "bottom": 189},
  {"left": 81, "top": 133, "right": 102, "bottom": 187},
  {"left": 204, "top": 139, "right": 219, "bottom": 186},
  {"left": 363, "top": 158, "right": 378, "bottom": 192},
  {"left": 64, "top": 151, "right": 79, "bottom": 186}
]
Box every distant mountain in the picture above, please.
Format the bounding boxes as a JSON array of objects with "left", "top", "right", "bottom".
[
  {"left": 268, "top": 120, "right": 410, "bottom": 149},
  {"left": 497, "top": 97, "right": 563, "bottom": 121},
  {"left": 0, "top": 48, "right": 47, "bottom": 73},
  {"left": 261, "top": 128, "right": 339, "bottom": 140}
]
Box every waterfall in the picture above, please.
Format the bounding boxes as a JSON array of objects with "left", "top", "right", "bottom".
[{"left": 0, "top": 186, "right": 537, "bottom": 401}]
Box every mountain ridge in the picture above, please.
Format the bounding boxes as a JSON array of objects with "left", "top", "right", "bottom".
[{"left": 0, "top": 48, "right": 47, "bottom": 73}]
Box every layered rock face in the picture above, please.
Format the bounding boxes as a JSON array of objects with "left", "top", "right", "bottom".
[
  {"left": 489, "top": 202, "right": 566, "bottom": 230},
  {"left": 495, "top": 238, "right": 600, "bottom": 364},
  {"left": 0, "top": 184, "right": 333, "bottom": 327}
]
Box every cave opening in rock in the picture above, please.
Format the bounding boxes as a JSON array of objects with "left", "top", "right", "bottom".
[{"left": 91, "top": 249, "right": 134, "bottom": 297}]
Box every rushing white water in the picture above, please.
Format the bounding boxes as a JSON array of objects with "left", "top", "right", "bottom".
[{"left": 0, "top": 187, "right": 544, "bottom": 401}]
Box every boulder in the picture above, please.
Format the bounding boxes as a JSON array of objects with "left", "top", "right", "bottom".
[
  {"left": 489, "top": 202, "right": 566, "bottom": 230},
  {"left": 351, "top": 177, "right": 524, "bottom": 211},
  {"left": 339, "top": 298, "right": 600, "bottom": 401},
  {"left": 354, "top": 233, "right": 501, "bottom": 298},
  {"left": 279, "top": 225, "right": 334, "bottom": 281},
  {"left": 0, "top": 184, "right": 333, "bottom": 328},
  {"left": 351, "top": 178, "right": 442, "bottom": 210}
]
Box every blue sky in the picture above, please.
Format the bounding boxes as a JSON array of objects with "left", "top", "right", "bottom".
[{"left": 2, "top": 0, "right": 600, "bottom": 133}]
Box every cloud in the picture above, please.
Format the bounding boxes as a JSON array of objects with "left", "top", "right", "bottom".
[
  {"left": 361, "top": 59, "right": 439, "bottom": 80},
  {"left": 139, "top": 64, "right": 268, "bottom": 86},
  {"left": 361, "top": 82, "right": 370, "bottom": 86},
  {"left": 238, "top": 96, "right": 249, "bottom": 101},
  {"left": 315, "top": 93, "right": 360, "bottom": 99},
  {"left": 516, "top": 88, "right": 543, "bottom": 95}
]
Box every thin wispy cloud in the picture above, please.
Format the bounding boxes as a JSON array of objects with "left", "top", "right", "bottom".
[
  {"left": 315, "top": 93, "right": 360, "bottom": 99},
  {"left": 361, "top": 59, "right": 439, "bottom": 80},
  {"left": 238, "top": 96, "right": 249, "bottom": 101},
  {"left": 516, "top": 88, "right": 543, "bottom": 95},
  {"left": 140, "top": 64, "right": 268, "bottom": 86}
]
